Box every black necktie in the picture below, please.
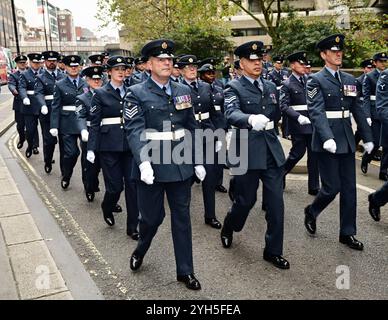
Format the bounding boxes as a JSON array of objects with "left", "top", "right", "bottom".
[
  {"left": 253, "top": 80, "right": 261, "bottom": 91},
  {"left": 116, "top": 88, "right": 121, "bottom": 98},
  {"left": 52, "top": 72, "right": 56, "bottom": 80},
  {"left": 162, "top": 86, "right": 170, "bottom": 97},
  {"left": 191, "top": 81, "right": 197, "bottom": 91},
  {"left": 299, "top": 77, "right": 304, "bottom": 86},
  {"left": 34, "top": 71, "right": 38, "bottom": 76},
  {"left": 73, "top": 79, "right": 77, "bottom": 88},
  {"left": 334, "top": 71, "right": 341, "bottom": 84}
]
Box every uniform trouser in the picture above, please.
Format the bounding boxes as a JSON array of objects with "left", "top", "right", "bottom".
[
  {"left": 99, "top": 151, "right": 138, "bottom": 232},
  {"left": 309, "top": 152, "right": 357, "bottom": 236},
  {"left": 58, "top": 134, "right": 83, "bottom": 181},
  {"left": 15, "top": 110, "right": 26, "bottom": 143},
  {"left": 201, "top": 163, "right": 218, "bottom": 219},
  {"left": 215, "top": 164, "right": 224, "bottom": 186},
  {"left": 284, "top": 134, "right": 319, "bottom": 191},
  {"left": 39, "top": 114, "right": 57, "bottom": 164},
  {"left": 381, "top": 149, "right": 388, "bottom": 174},
  {"left": 24, "top": 114, "right": 39, "bottom": 149},
  {"left": 225, "top": 154, "right": 285, "bottom": 256},
  {"left": 80, "top": 141, "right": 100, "bottom": 193},
  {"left": 370, "top": 181, "right": 388, "bottom": 207},
  {"left": 135, "top": 178, "right": 194, "bottom": 276}
]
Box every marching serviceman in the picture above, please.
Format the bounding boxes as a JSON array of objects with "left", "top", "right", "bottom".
[
  {"left": 221, "top": 41, "right": 290, "bottom": 270},
  {"left": 19, "top": 53, "right": 42, "bottom": 158},
  {"left": 179, "top": 55, "right": 224, "bottom": 229},
  {"left": 35, "top": 50, "right": 65, "bottom": 173},
  {"left": 50, "top": 55, "right": 88, "bottom": 189},
  {"left": 87, "top": 56, "right": 139, "bottom": 240},
  {"left": 280, "top": 51, "right": 319, "bottom": 195},
  {"left": 124, "top": 39, "right": 204, "bottom": 290},
  {"left": 75, "top": 66, "right": 104, "bottom": 202},
  {"left": 354, "top": 59, "right": 375, "bottom": 147},
  {"left": 368, "top": 68, "right": 388, "bottom": 221},
  {"left": 361, "top": 52, "right": 387, "bottom": 181},
  {"left": 8, "top": 55, "right": 28, "bottom": 149},
  {"left": 304, "top": 34, "right": 374, "bottom": 250},
  {"left": 198, "top": 62, "right": 228, "bottom": 194}
]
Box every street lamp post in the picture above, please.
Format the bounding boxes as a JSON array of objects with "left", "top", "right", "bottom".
[{"left": 11, "top": 0, "right": 20, "bottom": 54}]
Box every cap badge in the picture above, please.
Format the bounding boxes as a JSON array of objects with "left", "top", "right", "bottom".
[
  {"left": 383, "top": 53, "right": 386, "bottom": 57},
  {"left": 71, "top": 57, "right": 75, "bottom": 61},
  {"left": 189, "top": 58, "right": 193, "bottom": 63},
  {"left": 162, "top": 42, "right": 168, "bottom": 49},
  {"left": 117, "top": 58, "right": 122, "bottom": 62},
  {"left": 252, "top": 43, "right": 258, "bottom": 50},
  {"left": 303, "top": 53, "right": 306, "bottom": 57},
  {"left": 94, "top": 68, "right": 98, "bottom": 72},
  {"left": 50, "top": 52, "right": 53, "bottom": 56},
  {"left": 335, "top": 36, "right": 340, "bottom": 43}
]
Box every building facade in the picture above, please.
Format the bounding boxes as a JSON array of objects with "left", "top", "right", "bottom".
[
  {"left": 57, "top": 9, "right": 76, "bottom": 42},
  {"left": 0, "top": 0, "right": 16, "bottom": 48}
]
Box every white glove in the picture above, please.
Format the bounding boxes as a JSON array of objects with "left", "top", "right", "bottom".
[
  {"left": 23, "top": 97, "right": 31, "bottom": 105},
  {"left": 49, "top": 128, "right": 58, "bottom": 137},
  {"left": 248, "top": 114, "right": 270, "bottom": 131},
  {"left": 363, "top": 142, "right": 374, "bottom": 154},
  {"left": 194, "top": 165, "right": 206, "bottom": 182},
  {"left": 366, "top": 118, "right": 372, "bottom": 126},
  {"left": 139, "top": 161, "right": 154, "bottom": 185},
  {"left": 323, "top": 139, "right": 337, "bottom": 154},
  {"left": 297, "top": 115, "right": 311, "bottom": 125},
  {"left": 86, "top": 150, "right": 95, "bottom": 163},
  {"left": 41, "top": 105, "right": 48, "bottom": 115},
  {"left": 81, "top": 129, "right": 89, "bottom": 142},
  {"left": 215, "top": 141, "right": 222, "bottom": 153}
]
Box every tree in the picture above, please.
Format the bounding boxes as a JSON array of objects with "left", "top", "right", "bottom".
[
  {"left": 96, "top": 0, "right": 236, "bottom": 58},
  {"left": 229, "top": 0, "right": 282, "bottom": 43}
]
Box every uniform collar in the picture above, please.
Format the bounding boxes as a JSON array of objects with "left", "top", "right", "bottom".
[{"left": 150, "top": 77, "right": 171, "bottom": 95}]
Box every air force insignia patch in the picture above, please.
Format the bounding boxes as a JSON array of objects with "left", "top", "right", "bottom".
[{"left": 125, "top": 105, "right": 138, "bottom": 119}]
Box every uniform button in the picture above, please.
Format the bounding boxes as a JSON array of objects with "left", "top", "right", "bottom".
[
  {"left": 198, "top": 103, "right": 201, "bottom": 106},
  {"left": 263, "top": 107, "right": 265, "bottom": 110},
  {"left": 151, "top": 106, "right": 154, "bottom": 109},
  {"left": 120, "top": 102, "right": 123, "bottom": 104},
  {"left": 120, "top": 110, "right": 123, "bottom": 113},
  {"left": 170, "top": 113, "right": 173, "bottom": 116},
  {"left": 172, "top": 124, "right": 175, "bottom": 128},
  {"left": 341, "top": 98, "right": 344, "bottom": 101},
  {"left": 197, "top": 96, "right": 200, "bottom": 99},
  {"left": 120, "top": 126, "right": 123, "bottom": 129},
  {"left": 247, "top": 101, "right": 250, "bottom": 104}
]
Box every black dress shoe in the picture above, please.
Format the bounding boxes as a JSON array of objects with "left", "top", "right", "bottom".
[
  {"left": 263, "top": 252, "right": 290, "bottom": 269},
  {"left": 308, "top": 189, "right": 319, "bottom": 196},
  {"left": 61, "top": 178, "right": 70, "bottom": 189},
  {"left": 360, "top": 158, "right": 368, "bottom": 174},
  {"left": 220, "top": 223, "right": 233, "bottom": 248},
  {"left": 25, "top": 148, "right": 32, "bottom": 158},
  {"left": 304, "top": 205, "right": 316, "bottom": 234},
  {"left": 205, "top": 217, "right": 222, "bottom": 229},
  {"left": 86, "top": 191, "right": 95, "bottom": 202},
  {"left": 129, "top": 252, "right": 143, "bottom": 271},
  {"left": 113, "top": 204, "right": 122, "bottom": 213},
  {"left": 368, "top": 194, "right": 381, "bottom": 222},
  {"left": 372, "top": 154, "right": 381, "bottom": 161},
  {"left": 215, "top": 185, "right": 228, "bottom": 193},
  {"left": 32, "top": 147, "right": 39, "bottom": 155},
  {"left": 17, "top": 141, "right": 24, "bottom": 149},
  {"left": 379, "top": 172, "right": 388, "bottom": 181},
  {"left": 177, "top": 274, "right": 201, "bottom": 290},
  {"left": 44, "top": 163, "right": 52, "bottom": 174},
  {"left": 51, "top": 159, "right": 55, "bottom": 164},
  {"left": 127, "top": 229, "right": 140, "bottom": 241},
  {"left": 339, "top": 235, "right": 364, "bottom": 251}
]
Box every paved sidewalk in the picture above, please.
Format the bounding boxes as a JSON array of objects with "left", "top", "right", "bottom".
[{"left": 0, "top": 92, "right": 101, "bottom": 300}]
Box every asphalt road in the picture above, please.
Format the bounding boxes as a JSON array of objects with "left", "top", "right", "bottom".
[{"left": 7, "top": 128, "right": 388, "bottom": 300}]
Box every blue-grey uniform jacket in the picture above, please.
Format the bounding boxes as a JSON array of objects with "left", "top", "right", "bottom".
[
  {"left": 210, "top": 82, "right": 227, "bottom": 129},
  {"left": 50, "top": 76, "right": 87, "bottom": 135},
  {"left": 35, "top": 69, "right": 65, "bottom": 114},
  {"left": 7, "top": 70, "right": 23, "bottom": 112},
  {"left": 88, "top": 82, "right": 130, "bottom": 153},
  {"left": 224, "top": 76, "right": 285, "bottom": 170},
  {"left": 124, "top": 77, "right": 199, "bottom": 182},
  {"left": 280, "top": 74, "right": 312, "bottom": 135},
  {"left": 306, "top": 67, "right": 373, "bottom": 153},
  {"left": 267, "top": 69, "right": 289, "bottom": 89},
  {"left": 362, "top": 69, "right": 381, "bottom": 119},
  {"left": 19, "top": 68, "right": 43, "bottom": 115},
  {"left": 376, "top": 70, "right": 388, "bottom": 148},
  {"left": 75, "top": 90, "right": 94, "bottom": 132}
]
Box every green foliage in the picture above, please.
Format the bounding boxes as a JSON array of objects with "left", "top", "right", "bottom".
[
  {"left": 96, "top": 0, "right": 236, "bottom": 58},
  {"left": 273, "top": 12, "right": 387, "bottom": 68}
]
